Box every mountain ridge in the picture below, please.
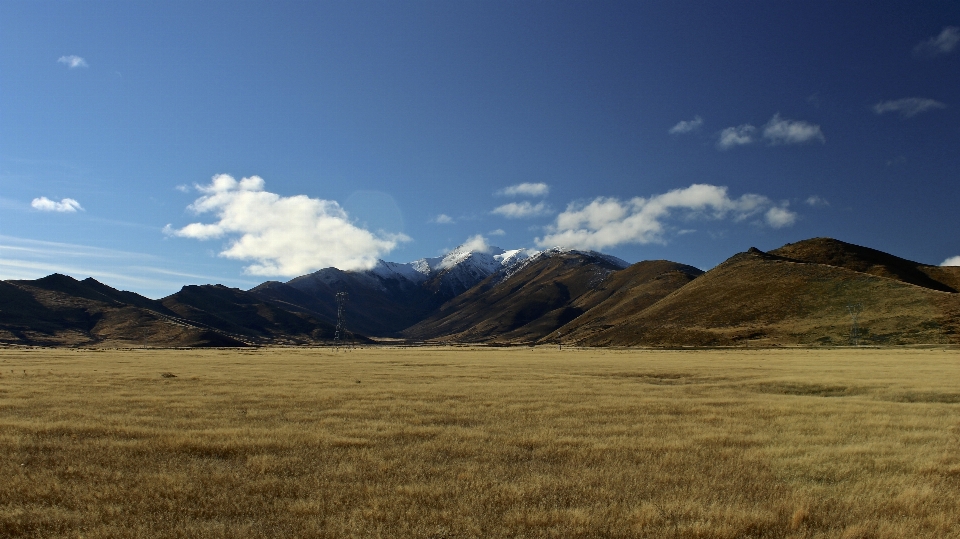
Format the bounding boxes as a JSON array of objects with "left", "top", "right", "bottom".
[{"left": 1, "top": 237, "right": 957, "bottom": 347}]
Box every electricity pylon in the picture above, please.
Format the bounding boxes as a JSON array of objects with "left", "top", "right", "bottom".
[{"left": 334, "top": 291, "right": 348, "bottom": 350}]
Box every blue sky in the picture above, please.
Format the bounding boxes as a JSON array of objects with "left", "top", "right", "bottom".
[{"left": 1, "top": 1, "right": 958, "bottom": 298}]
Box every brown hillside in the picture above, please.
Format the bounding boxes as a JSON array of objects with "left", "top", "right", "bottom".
[
  {"left": 0, "top": 275, "right": 347, "bottom": 347},
  {"left": 573, "top": 248, "right": 960, "bottom": 347},
  {"left": 547, "top": 261, "right": 702, "bottom": 344},
  {"left": 403, "top": 254, "right": 695, "bottom": 343},
  {"left": 0, "top": 277, "right": 246, "bottom": 347},
  {"left": 770, "top": 237, "right": 960, "bottom": 292}
]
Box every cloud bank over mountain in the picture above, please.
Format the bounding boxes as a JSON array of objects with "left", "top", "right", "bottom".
[
  {"left": 166, "top": 175, "right": 409, "bottom": 276},
  {"left": 536, "top": 184, "right": 795, "bottom": 251}
]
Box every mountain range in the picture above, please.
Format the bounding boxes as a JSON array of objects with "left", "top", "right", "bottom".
[{"left": 1, "top": 237, "right": 957, "bottom": 347}]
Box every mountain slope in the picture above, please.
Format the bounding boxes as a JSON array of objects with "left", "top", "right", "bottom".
[
  {"left": 277, "top": 267, "right": 438, "bottom": 337},
  {"left": 548, "top": 260, "right": 703, "bottom": 344},
  {"left": 402, "top": 250, "right": 636, "bottom": 342},
  {"left": 160, "top": 284, "right": 350, "bottom": 344},
  {"left": 0, "top": 276, "right": 246, "bottom": 347},
  {"left": 573, "top": 246, "right": 959, "bottom": 347},
  {"left": 0, "top": 275, "right": 349, "bottom": 347},
  {"left": 266, "top": 244, "right": 538, "bottom": 337},
  {"left": 770, "top": 237, "right": 960, "bottom": 292}
]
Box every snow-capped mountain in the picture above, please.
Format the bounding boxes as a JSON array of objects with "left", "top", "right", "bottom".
[
  {"left": 288, "top": 243, "right": 626, "bottom": 298},
  {"left": 250, "top": 242, "right": 630, "bottom": 337},
  {"left": 294, "top": 244, "right": 539, "bottom": 295}
]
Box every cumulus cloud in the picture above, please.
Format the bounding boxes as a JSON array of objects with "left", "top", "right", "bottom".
[
  {"left": 432, "top": 213, "right": 454, "bottom": 224},
  {"left": 489, "top": 228, "right": 506, "bottom": 236},
  {"left": 765, "top": 206, "right": 797, "bottom": 228},
  {"left": 165, "top": 174, "right": 409, "bottom": 276},
  {"left": 873, "top": 98, "right": 946, "bottom": 118},
  {"left": 535, "top": 184, "right": 795, "bottom": 250},
  {"left": 669, "top": 116, "right": 703, "bottom": 135},
  {"left": 942, "top": 256, "right": 960, "bottom": 267},
  {"left": 492, "top": 201, "right": 551, "bottom": 219},
  {"left": 497, "top": 182, "right": 549, "bottom": 197},
  {"left": 762, "top": 114, "right": 825, "bottom": 145},
  {"left": 717, "top": 125, "right": 756, "bottom": 149},
  {"left": 31, "top": 197, "right": 83, "bottom": 212},
  {"left": 57, "top": 55, "right": 88, "bottom": 68},
  {"left": 914, "top": 27, "right": 960, "bottom": 56}
]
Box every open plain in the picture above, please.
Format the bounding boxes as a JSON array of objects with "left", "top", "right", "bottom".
[{"left": 2, "top": 346, "right": 959, "bottom": 538}]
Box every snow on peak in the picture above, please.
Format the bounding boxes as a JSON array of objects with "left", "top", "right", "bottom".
[
  {"left": 369, "top": 259, "right": 427, "bottom": 282},
  {"left": 495, "top": 248, "right": 538, "bottom": 268},
  {"left": 436, "top": 240, "right": 502, "bottom": 269}
]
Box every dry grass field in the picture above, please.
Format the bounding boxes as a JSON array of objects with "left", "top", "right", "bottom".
[{"left": 2, "top": 346, "right": 959, "bottom": 538}]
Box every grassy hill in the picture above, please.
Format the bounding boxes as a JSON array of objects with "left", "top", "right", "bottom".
[{"left": 570, "top": 246, "right": 959, "bottom": 347}]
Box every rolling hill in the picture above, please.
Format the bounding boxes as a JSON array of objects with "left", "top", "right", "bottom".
[
  {"left": 567, "top": 242, "right": 960, "bottom": 347},
  {"left": 0, "top": 275, "right": 344, "bottom": 347}
]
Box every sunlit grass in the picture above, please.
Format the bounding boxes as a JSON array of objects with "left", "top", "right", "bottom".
[{"left": 2, "top": 346, "right": 959, "bottom": 537}]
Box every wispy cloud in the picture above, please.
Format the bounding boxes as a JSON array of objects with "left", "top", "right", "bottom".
[
  {"left": 717, "top": 125, "right": 756, "bottom": 150},
  {"left": 942, "top": 256, "right": 960, "bottom": 267},
  {"left": 496, "top": 182, "right": 549, "bottom": 197},
  {"left": 873, "top": 98, "right": 946, "bottom": 118},
  {"left": 31, "top": 197, "right": 83, "bottom": 212},
  {"left": 914, "top": 27, "right": 960, "bottom": 57},
  {"left": 488, "top": 228, "right": 506, "bottom": 236},
  {"left": 57, "top": 55, "right": 88, "bottom": 68},
  {"left": 805, "top": 195, "right": 829, "bottom": 207},
  {"left": 719, "top": 115, "right": 824, "bottom": 149},
  {"left": 536, "top": 184, "right": 796, "bottom": 250},
  {"left": 165, "top": 174, "right": 410, "bottom": 276},
  {"left": 669, "top": 116, "right": 703, "bottom": 135},
  {"left": 762, "top": 114, "right": 825, "bottom": 145},
  {"left": 492, "top": 201, "right": 551, "bottom": 219},
  {"left": 0, "top": 234, "right": 155, "bottom": 261},
  {"left": 432, "top": 213, "right": 454, "bottom": 224},
  {"left": 0, "top": 235, "right": 258, "bottom": 298}
]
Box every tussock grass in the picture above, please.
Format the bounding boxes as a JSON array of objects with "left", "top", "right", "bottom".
[{"left": 1, "top": 346, "right": 959, "bottom": 537}]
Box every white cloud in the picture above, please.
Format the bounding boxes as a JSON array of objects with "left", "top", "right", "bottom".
[
  {"left": 492, "top": 201, "right": 551, "bottom": 219},
  {"left": 536, "top": 184, "right": 794, "bottom": 250},
  {"left": 57, "top": 55, "right": 88, "bottom": 68},
  {"left": 489, "top": 229, "right": 506, "bottom": 236},
  {"left": 460, "top": 234, "right": 492, "bottom": 254},
  {"left": 165, "top": 174, "right": 409, "bottom": 276},
  {"left": 669, "top": 116, "right": 703, "bottom": 135},
  {"left": 942, "top": 256, "right": 960, "bottom": 267},
  {"left": 805, "top": 195, "right": 829, "bottom": 207},
  {"left": 914, "top": 27, "right": 960, "bottom": 56},
  {"left": 762, "top": 114, "right": 825, "bottom": 145},
  {"left": 873, "top": 98, "right": 946, "bottom": 118},
  {"left": 175, "top": 184, "right": 191, "bottom": 193},
  {"left": 31, "top": 197, "right": 83, "bottom": 212},
  {"left": 717, "top": 125, "right": 756, "bottom": 150},
  {"left": 765, "top": 206, "right": 797, "bottom": 228},
  {"left": 432, "top": 213, "right": 454, "bottom": 224},
  {"left": 497, "top": 182, "right": 550, "bottom": 197}
]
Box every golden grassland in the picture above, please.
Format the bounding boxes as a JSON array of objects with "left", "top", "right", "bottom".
[{"left": 2, "top": 345, "right": 959, "bottom": 538}]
